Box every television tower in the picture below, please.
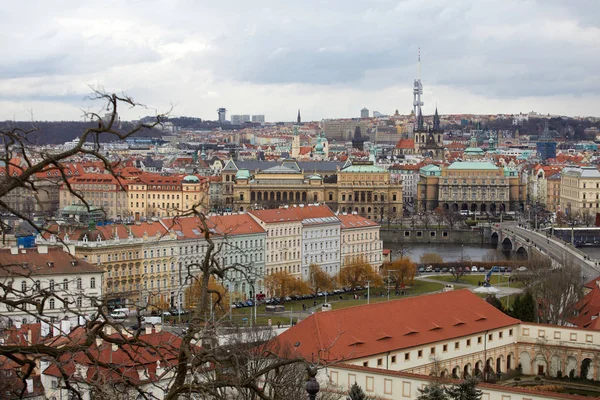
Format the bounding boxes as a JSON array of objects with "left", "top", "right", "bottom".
[{"left": 412, "top": 48, "right": 424, "bottom": 116}]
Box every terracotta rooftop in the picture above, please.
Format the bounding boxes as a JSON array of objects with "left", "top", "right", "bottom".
[
  {"left": 249, "top": 208, "right": 303, "bottom": 224},
  {"left": 0, "top": 247, "right": 102, "bottom": 277},
  {"left": 338, "top": 213, "right": 379, "bottom": 229},
  {"left": 273, "top": 289, "right": 519, "bottom": 362}
]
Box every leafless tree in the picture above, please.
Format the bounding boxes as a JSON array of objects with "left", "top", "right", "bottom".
[
  {"left": 0, "top": 92, "right": 326, "bottom": 400},
  {"left": 519, "top": 254, "right": 582, "bottom": 325}
]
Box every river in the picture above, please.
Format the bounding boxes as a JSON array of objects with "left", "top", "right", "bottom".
[{"left": 383, "top": 242, "right": 509, "bottom": 263}]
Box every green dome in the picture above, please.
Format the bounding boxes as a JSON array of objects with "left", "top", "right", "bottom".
[{"left": 183, "top": 175, "right": 200, "bottom": 183}]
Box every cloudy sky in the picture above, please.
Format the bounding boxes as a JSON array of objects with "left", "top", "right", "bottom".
[{"left": 1, "top": 0, "right": 599, "bottom": 122}]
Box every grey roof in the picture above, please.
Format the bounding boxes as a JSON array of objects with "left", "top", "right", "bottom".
[{"left": 225, "top": 160, "right": 343, "bottom": 173}]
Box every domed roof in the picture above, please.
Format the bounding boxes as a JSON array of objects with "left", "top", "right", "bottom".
[
  {"left": 235, "top": 169, "right": 251, "bottom": 179},
  {"left": 182, "top": 175, "right": 200, "bottom": 183},
  {"left": 309, "top": 174, "right": 322, "bottom": 180}
]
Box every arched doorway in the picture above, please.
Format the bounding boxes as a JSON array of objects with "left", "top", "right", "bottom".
[
  {"left": 471, "top": 203, "right": 478, "bottom": 212},
  {"left": 507, "top": 353, "right": 514, "bottom": 371},
  {"left": 474, "top": 361, "right": 483, "bottom": 377},
  {"left": 581, "top": 358, "right": 594, "bottom": 380},
  {"left": 461, "top": 203, "right": 468, "bottom": 211},
  {"left": 496, "top": 355, "right": 504, "bottom": 374},
  {"left": 452, "top": 203, "right": 459, "bottom": 212},
  {"left": 500, "top": 203, "right": 506, "bottom": 212},
  {"left": 282, "top": 192, "right": 288, "bottom": 202},
  {"left": 250, "top": 191, "right": 255, "bottom": 202},
  {"left": 257, "top": 192, "right": 262, "bottom": 201},
  {"left": 463, "top": 364, "right": 471, "bottom": 378},
  {"left": 481, "top": 203, "right": 487, "bottom": 213},
  {"left": 276, "top": 192, "right": 281, "bottom": 201},
  {"left": 452, "top": 366, "right": 460, "bottom": 379},
  {"left": 490, "top": 203, "right": 497, "bottom": 213},
  {"left": 443, "top": 203, "right": 449, "bottom": 211}
]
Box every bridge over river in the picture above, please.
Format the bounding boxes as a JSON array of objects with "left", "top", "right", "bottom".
[{"left": 488, "top": 222, "right": 600, "bottom": 281}]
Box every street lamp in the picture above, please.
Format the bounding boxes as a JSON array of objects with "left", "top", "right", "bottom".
[
  {"left": 305, "top": 364, "right": 320, "bottom": 400},
  {"left": 387, "top": 270, "right": 398, "bottom": 302}
]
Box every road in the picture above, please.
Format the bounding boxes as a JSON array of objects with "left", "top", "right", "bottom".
[{"left": 499, "top": 222, "right": 600, "bottom": 281}]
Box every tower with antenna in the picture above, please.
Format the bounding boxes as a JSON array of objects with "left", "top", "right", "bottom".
[{"left": 412, "top": 48, "right": 424, "bottom": 117}]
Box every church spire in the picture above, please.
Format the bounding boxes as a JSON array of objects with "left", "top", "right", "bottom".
[
  {"left": 417, "top": 108, "right": 424, "bottom": 131},
  {"left": 433, "top": 106, "right": 440, "bottom": 131},
  {"left": 297, "top": 109, "right": 301, "bottom": 124}
]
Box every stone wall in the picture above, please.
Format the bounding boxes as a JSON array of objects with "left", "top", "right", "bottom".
[{"left": 381, "top": 228, "right": 492, "bottom": 245}]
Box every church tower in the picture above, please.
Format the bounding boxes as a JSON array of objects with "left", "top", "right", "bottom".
[
  {"left": 297, "top": 109, "right": 301, "bottom": 124},
  {"left": 291, "top": 125, "right": 300, "bottom": 158}
]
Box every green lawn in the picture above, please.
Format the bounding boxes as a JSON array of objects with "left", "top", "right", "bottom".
[{"left": 426, "top": 274, "right": 524, "bottom": 288}]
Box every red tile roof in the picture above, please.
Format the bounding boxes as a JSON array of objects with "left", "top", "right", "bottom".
[
  {"left": 249, "top": 208, "right": 303, "bottom": 224},
  {"left": 273, "top": 289, "right": 519, "bottom": 362},
  {"left": 395, "top": 139, "right": 414, "bottom": 149},
  {"left": 337, "top": 213, "right": 379, "bottom": 229},
  {"left": 570, "top": 282, "right": 600, "bottom": 330}
]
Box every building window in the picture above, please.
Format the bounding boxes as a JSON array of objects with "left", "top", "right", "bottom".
[
  {"left": 21, "top": 281, "right": 27, "bottom": 292},
  {"left": 76, "top": 278, "right": 82, "bottom": 290},
  {"left": 391, "top": 355, "right": 397, "bottom": 364},
  {"left": 443, "top": 344, "right": 448, "bottom": 352},
  {"left": 90, "top": 277, "right": 96, "bottom": 289},
  {"left": 509, "top": 329, "right": 513, "bottom": 336},
  {"left": 405, "top": 353, "right": 410, "bottom": 361},
  {"left": 477, "top": 336, "right": 482, "bottom": 344},
  {"left": 49, "top": 279, "right": 55, "bottom": 291},
  {"left": 49, "top": 298, "right": 55, "bottom": 309},
  {"left": 466, "top": 339, "right": 471, "bottom": 347},
  {"left": 417, "top": 350, "right": 422, "bottom": 358},
  {"left": 76, "top": 297, "right": 83, "bottom": 308},
  {"left": 430, "top": 347, "right": 435, "bottom": 355},
  {"left": 63, "top": 279, "right": 68, "bottom": 290},
  {"left": 499, "top": 331, "right": 503, "bottom": 339},
  {"left": 363, "top": 361, "right": 368, "bottom": 367},
  {"left": 377, "top": 358, "right": 383, "bottom": 366},
  {"left": 488, "top": 333, "right": 493, "bottom": 341}
]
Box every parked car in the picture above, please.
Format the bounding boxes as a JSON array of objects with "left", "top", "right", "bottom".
[
  {"left": 479, "top": 267, "right": 485, "bottom": 272},
  {"left": 245, "top": 300, "right": 254, "bottom": 307},
  {"left": 236, "top": 302, "right": 245, "bottom": 308},
  {"left": 162, "top": 311, "right": 171, "bottom": 317},
  {"left": 418, "top": 267, "right": 425, "bottom": 273},
  {"left": 441, "top": 267, "right": 448, "bottom": 273},
  {"left": 434, "top": 268, "right": 441, "bottom": 273},
  {"left": 491, "top": 266, "right": 500, "bottom": 273},
  {"left": 425, "top": 266, "right": 433, "bottom": 272},
  {"left": 499, "top": 267, "right": 506, "bottom": 273},
  {"left": 110, "top": 311, "right": 127, "bottom": 320},
  {"left": 506, "top": 267, "right": 513, "bottom": 273},
  {"left": 517, "top": 266, "right": 527, "bottom": 272}
]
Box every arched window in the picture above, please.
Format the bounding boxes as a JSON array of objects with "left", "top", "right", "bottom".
[
  {"left": 35, "top": 280, "right": 40, "bottom": 292},
  {"left": 63, "top": 279, "right": 68, "bottom": 290},
  {"left": 76, "top": 278, "right": 82, "bottom": 290},
  {"left": 49, "top": 298, "right": 55, "bottom": 309},
  {"left": 90, "top": 277, "right": 96, "bottom": 289}
]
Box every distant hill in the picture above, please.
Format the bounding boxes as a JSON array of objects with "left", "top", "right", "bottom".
[{"left": 0, "top": 120, "right": 163, "bottom": 145}]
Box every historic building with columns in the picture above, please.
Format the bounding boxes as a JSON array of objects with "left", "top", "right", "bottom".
[
  {"left": 231, "top": 159, "right": 403, "bottom": 222},
  {"left": 275, "top": 289, "right": 600, "bottom": 399},
  {"left": 417, "top": 161, "right": 525, "bottom": 213}
]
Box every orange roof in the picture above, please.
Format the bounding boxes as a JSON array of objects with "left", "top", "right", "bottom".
[
  {"left": 447, "top": 142, "right": 467, "bottom": 150},
  {"left": 299, "top": 146, "right": 312, "bottom": 155},
  {"left": 0, "top": 247, "right": 102, "bottom": 277},
  {"left": 395, "top": 139, "right": 414, "bottom": 149},
  {"left": 273, "top": 289, "right": 519, "bottom": 362},
  {"left": 249, "top": 208, "right": 303, "bottom": 224},
  {"left": 570, "top": 282, "right": 600, "bottom": 330},
  {"left": 338, "top": 213, "right": 379, "bottom": 229}
]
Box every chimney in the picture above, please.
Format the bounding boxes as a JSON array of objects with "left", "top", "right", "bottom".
[
  {"left": 52, "top": 324, "right": 60, "bottom": 337},
  {"left": 25, "top": 378, "right": 33, "bottom": 394},
  {"left": 14, "top": 321, "right": 22, "bottom": 329},
  {"left": 10, "top": 246, "right": 18, "bottom": 255},
  {"left": 26, "top": 328, "right": 32, "bottom": 345},
  {"left": 145, "top": 325, "right": 152, "bottom": 335},
  {"left": 105, "top": 325, "right": 113, "bottom": 336},
  {"left": 37, "top": 245, "right": 48, "bottom": 254},
  {"left": 121, "top": 328, "right": 132, "bottom": 338},
  {"left": 155, "top": 324, "right": 162, "bottom": 333},
  {"left": 95, "top": 337, "right": 103, "bottom": 348},
  {"left": 20, "top": 248, "right": 26, "bottom": 254},
  {"left": 156, "top": 360, "right": 164, "bottom": 377},
  {"left": 111, "top": 343, "right": 118, "bottom": 352},
  {"left": 40, "top": 359, "right": 50, "bottom": 373}
]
